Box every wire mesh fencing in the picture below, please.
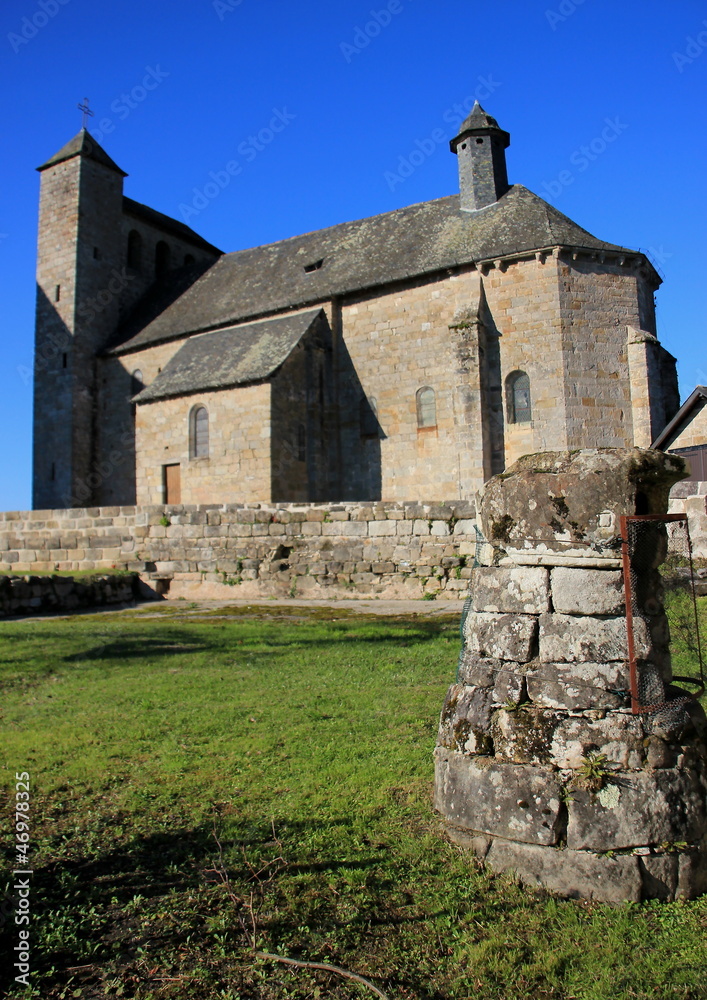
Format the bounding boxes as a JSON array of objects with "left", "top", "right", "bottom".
[{"left": 621, "top": 513, "right": 705, "bottom": 716}]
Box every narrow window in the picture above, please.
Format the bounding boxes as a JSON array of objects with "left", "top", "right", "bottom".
[
  {"left": 155, "top": 240, "right": 170, "bottom": 278},
  {"left": 127, "top": 230, "right": 142, "bottom": 270},
  {"left": 416, "top": 387, "right": 436, "bottom": 428},
  {"left": 190, "top": 405, "right": 209, "bottom": 458},
  {"left": 62, "top": 353, "right": 68, "bottom": 369},
  {"left": 360, "top": 395, "right": 378, "bottom": 437},
  {"left": 54, "top": 285, "right": 60, "bottom": 302},
  {"left": 506, "top": 371, "right": 532, "bottom": 423},
  {"left": 131, "top": 369, "right": 144, "bottom": 396},
  {"left": 297, "top": 423, "right": 306, "bottom": 462},
  {"left": 93, "top": 246, "right": 100, "bottom": 260},
  {"left": 184, "top": 253, "right": 195, "bottom": 266},
  {"left": 50, "top": 462, "right": 56, "bottom": 481}
]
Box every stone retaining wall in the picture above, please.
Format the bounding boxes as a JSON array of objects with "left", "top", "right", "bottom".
[
  {"left": 0, "top": 501, "right": 480, "bottom": 601},
  {"left": 0, "top": 573, "right": 139, "bottom": 618}
]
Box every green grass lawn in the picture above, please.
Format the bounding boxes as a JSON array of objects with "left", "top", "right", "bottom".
[{"left": 1, "top": 603, "right": 706, "bottom": 1000}]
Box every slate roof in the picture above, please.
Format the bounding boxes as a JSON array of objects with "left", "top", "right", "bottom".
[
  {"left": 112, "top": 183, "right": 636, "bottom": 356},
  {"left": 457, "top": 101, "right": 504, "bottom": 134},
  {"left": 133, "top": 308, "right": 324, "bottom": 404},
  {"left": 124, "top": 197, "right": 223, "bottom": 254},
  {"left": 37, "top": 129, "right": 127, "bottom": 176}
]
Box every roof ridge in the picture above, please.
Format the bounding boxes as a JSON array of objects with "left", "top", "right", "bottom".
[
  {"left": 219, "top": 193, "right": 459, "bottom": 260},
  {"left": 111, "top": 185, "right": 639, "bottom": 355}
]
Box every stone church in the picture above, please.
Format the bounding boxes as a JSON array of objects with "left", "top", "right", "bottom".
[{"left": 32, "top": 103, "right": 679, "bottom": 509}]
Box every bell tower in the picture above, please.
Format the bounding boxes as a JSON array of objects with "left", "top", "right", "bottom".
[
  {"left": 450, "top": 102, "right": 510, "bottom": 212},
  {"left": 33, "top": 129, "right": 127, "bottom": 508}
]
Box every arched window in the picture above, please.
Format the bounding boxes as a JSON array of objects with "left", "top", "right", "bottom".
[
  {"left": 190, "top": 406, "right": 209, "bottom": 458},
  {"left": 155, "top": 241, "right": 170, "bottom": 278},
  {"left": 127, "top": 230, "right": 142, "bottom": 270},
  {"left": 131, "top": 369, "right": 144, "bottom": 396},
  {"left": 506, "top": 371, "right": 532, "bottom": 423},
  {"left": 416, "top": 387, "right": 436, "bottom": 428},
  {"left": 360, "top": 395, "right": 378, "bottom": 438},
  {"left": 184, "top": 253, "right": 195, "bottom": 266}
]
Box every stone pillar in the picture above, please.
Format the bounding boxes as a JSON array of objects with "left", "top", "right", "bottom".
[{"left": 434, "top": 449, "right": 707, "bottom": 902}]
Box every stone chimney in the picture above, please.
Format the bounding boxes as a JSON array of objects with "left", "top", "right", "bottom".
[
  {"left": 434, "top": 448, "right": 707, "bottom": 902},
  {"left": 450, "top": 102, "right": 510, "bottom": 212}
]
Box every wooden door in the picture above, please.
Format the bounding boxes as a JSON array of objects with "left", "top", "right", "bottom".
[{"left": 164, "top": 464, "right": 181, "bottom": 504}]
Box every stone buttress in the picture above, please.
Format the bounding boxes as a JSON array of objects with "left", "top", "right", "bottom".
[{"left": 434, "top": 449, "right": 707, "bottom": 902}]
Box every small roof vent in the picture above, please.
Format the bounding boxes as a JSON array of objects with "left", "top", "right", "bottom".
[{"left": 303, "top": 258, "right": 324, "bottom": 273}]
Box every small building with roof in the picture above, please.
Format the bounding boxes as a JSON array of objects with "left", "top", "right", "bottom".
[
  {"left": 653, "top": 385, "right": 707, "bottom": 482},
  {"left": 32, "top": 103, "right": 679, "bottom": 507}
]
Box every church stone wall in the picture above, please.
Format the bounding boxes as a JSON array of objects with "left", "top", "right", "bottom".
[
  {"left": 117, "top": 210, "right": 218, "bottom": 322},
  {"left": 95, "top": 339, "right": 188, "bottom": 507},
  {"left": 0, "top": 501, "right": 480, "bottom": 601},
  {"left": 557, "top": 259, "right": 639, "bottom": 450},
  {"left": 135, "top": 383, "right": 272, "bottom": 504},
  {"left": 668, "top": 407, "right": 707, "bottom": 450},
  {"left": 482, "top": 256, "right": 566, "bottom": 466},
  {"left": 339, "top": 272, "right": 486, "bottom": 501}
]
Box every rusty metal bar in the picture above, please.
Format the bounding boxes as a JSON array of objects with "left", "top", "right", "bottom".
[{"left": 620, "top": 514, "right": 640, "bottom": 714}]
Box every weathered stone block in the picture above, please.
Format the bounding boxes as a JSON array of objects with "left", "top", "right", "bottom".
[
  {"left": 464, "top": 612, "right": 538, "bottom": 662},
  {"left": 638, "top": 855, "right": 678, "bottom": 901},
  {"left": 677, "top": 847, "right": 707, "bottom": 900},
  {"left": 492, "top": 709, "right": 646, "bottom": 769},
  {"left": 538, "top": 614, "right": 628, "bottom": 663},
  {"left": 551, "top": 567, "right": 625, "bottom": 615},
  {"left": 434, "top": 750, "right": 563, "bottom": 845},
  {"left": 484, "top": 840, "right": 642, "bottom": 903},
  {"left": 567, "top": 768, "right": 707, "bottom": 850},
  {"left": 471, "top": 566, "right": 550, "bottom": 614},
  {"left": 456, "top": 653, "right": 500, "bottom": 687},
  {"left": 337, "top": 521, "right": 368, "bottom": 537},
  {"left": 480, "top": 450, "right": 685, "bottom": 558},
  {"left": 526, "top": 661, "right": 631, "bottom": 710},
  {"left": 437, "top": 684, "right": 494, "bottom": 753},
  {"left": 369, "top": 520, "right": 396, "bottom": 537}
]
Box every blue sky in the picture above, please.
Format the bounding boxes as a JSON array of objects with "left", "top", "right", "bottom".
[{"left": 1, "top": 0, "right": 706, "bottom": 511}]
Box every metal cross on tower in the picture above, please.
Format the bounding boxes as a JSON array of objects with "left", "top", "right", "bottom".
[{"left": 77, "top": 98, "right": 94, "bottom": 129}]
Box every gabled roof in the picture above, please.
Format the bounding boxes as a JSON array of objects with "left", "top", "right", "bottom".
[
  {"left": 652, "top": 386, "right": 707, "bottom": 450},
  {"left": 124, "top": 197, "right": 223, "bottom": 255},
  {"left": 133, "top": 308, "right": 325, "bottom": 404},
  {"left": 111, "top": 184, "right": 636, "bottom": 355},
  {"left": 37, "top": 129, "right": 127, "bottom": 176}
]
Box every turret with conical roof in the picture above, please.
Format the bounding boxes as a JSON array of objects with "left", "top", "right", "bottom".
[{"left": 450, "top": 102, "right": 510, "bottom": 212}]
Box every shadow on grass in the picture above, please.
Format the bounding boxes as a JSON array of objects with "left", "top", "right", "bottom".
[
  {"left": 0, "top": 814, "right": 452, "bottom": 998},
  {"left": 63, "top": 638, "right": 210, "bottom": 663},
  {"left": 59, "top": 617, "right": 456, "bottom": 666}
]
